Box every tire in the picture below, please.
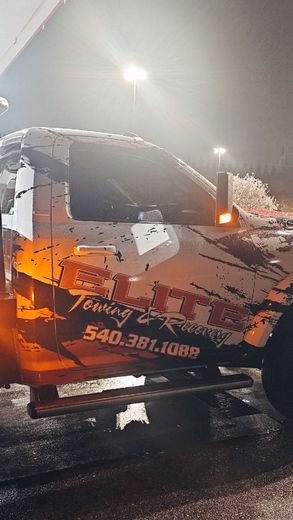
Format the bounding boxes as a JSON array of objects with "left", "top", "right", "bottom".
[{"left": 262, "top": 310, "right": 293, "bottom": 419}]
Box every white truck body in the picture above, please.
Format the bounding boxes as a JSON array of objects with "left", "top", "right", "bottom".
[{"left": 0, "top": 127, "right": 292, "bottom": 419}]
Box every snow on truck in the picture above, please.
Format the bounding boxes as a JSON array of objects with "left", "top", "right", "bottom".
[{"left": 0, "top": 127, "right": 292, "bottom": 420}]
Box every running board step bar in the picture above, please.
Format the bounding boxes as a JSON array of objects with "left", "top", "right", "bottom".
[{"left": 27, "top": 373, "right": 253, "bottom": 419}]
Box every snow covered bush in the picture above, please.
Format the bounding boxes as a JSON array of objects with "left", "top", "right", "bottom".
[{"left": 232, "top": 173, "right": 279, "bottom": 210}]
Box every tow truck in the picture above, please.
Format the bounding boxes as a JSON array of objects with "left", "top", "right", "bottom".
[{"left": 0, "top": 125, "right": 292, "bottom": 420}]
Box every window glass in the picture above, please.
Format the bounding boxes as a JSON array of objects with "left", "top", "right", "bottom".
[
  {"left": 68, "top": 142, "right": 215, "bottom": 225},
  {"left": 1, "top": 175, "right": 16, "bottom": 214},
  {"left": 0, "top": 148, "right": 19, "bottom": 215}
]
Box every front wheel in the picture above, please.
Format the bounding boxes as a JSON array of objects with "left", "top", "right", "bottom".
[{"left": 262, "top": 311, "right": 293, "bottom": 419}]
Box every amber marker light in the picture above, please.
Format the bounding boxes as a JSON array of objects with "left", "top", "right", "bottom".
[
  {"left": 218, "top": 212, "right": 232, "bottom": 225},
  {"left": 31, "top": 287, "right": 35, "bottom": 306}
]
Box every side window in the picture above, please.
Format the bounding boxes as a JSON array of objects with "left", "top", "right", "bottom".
[
  {"left": 1, "top": 175, "right": 16, "bottom": 214},
  {"left": 68, "top": 142, "right": 215, "bottom": 225},
  {"left": 0, "top": 140, "right": 21, "bottom": 215}
]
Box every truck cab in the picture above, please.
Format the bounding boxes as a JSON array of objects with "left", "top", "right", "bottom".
[{"left": 0, "top": 127, "right": 292, "bottom": 419}]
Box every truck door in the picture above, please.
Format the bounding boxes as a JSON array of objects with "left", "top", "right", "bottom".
[{"left": 51, "top": 137, "right": 256, "bottom": 376}]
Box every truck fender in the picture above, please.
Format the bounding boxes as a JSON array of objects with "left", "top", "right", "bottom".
[{"left": 244, "top": 273, "right": 293, "bottom": 348}]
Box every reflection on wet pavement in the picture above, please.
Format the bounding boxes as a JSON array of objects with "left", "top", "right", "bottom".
[
  {"left": 0, "top": 369, "right": 282, "bottom": 482},
  {"left": 1, "top": 369, "right": 293, "bottom": 520}
]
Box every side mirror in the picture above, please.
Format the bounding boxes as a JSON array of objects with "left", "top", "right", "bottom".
[
  {"left": 0, "top": 97, "right": 9, "bottom": 118},
  {"left": 215, "top": 171, "right": 234, "bottom": 225}
]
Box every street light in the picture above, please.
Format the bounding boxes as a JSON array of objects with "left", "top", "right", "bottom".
[
  {"left": 0, "top": 97, "right": 9, "bottom": 118},
  {"left": 214, "top": 147, "right": 226, "bottom": 170},
  {"left": 123, "top": 65, "right": 147, "bottom": 111}
]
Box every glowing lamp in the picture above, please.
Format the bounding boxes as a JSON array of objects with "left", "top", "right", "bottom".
[
  {"left": 123, "top": 66, "right": 147, "bottom": 82},
  {"left": 218, "top": 212, "right": 232, "bottom": 225}
]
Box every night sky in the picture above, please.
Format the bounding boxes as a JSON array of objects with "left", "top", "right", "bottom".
[{"left": 1, "top": 0, "right": 293, "bottom": 170}]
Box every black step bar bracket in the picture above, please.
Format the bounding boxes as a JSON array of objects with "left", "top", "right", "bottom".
[{"left": 27, "top": 373, "right": 253, "bottom": 419}]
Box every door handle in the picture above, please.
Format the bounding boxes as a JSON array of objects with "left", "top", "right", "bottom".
[{"left": 74, "top": 245, "right": 117, "bottom": 256}]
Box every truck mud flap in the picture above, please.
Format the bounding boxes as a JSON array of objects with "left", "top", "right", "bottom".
[{"left": 27, "top": 373, "right": 253, "bottom": 419}]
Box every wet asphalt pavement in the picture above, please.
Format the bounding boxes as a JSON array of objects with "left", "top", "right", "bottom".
[{"left": 1, "top": 369, "right": 293, "bottom": 519}]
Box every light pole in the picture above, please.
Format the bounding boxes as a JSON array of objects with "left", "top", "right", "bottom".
[
  {"left": 123, "top": 65, "right": 147, "bottom": 128},
  {"left": 214, "top": 147, "right": 226, "bottom": 171}
]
